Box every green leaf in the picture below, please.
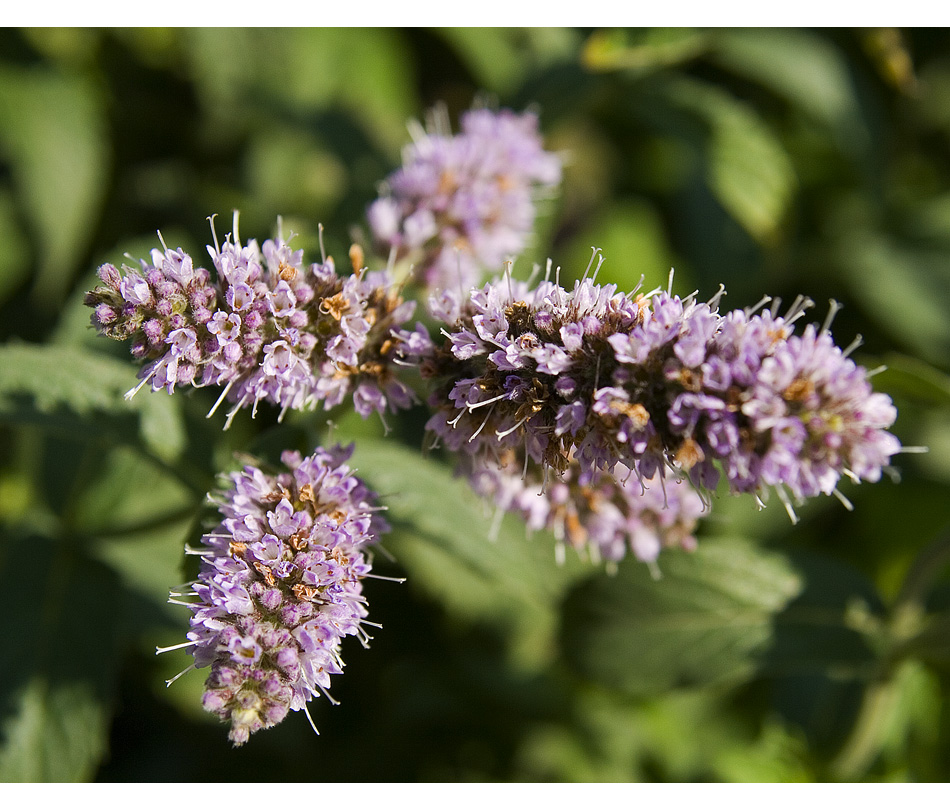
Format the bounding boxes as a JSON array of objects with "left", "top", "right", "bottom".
[
  {"left": 560, "top": 537, "right": 883, "bottom": 695},
  {"left": 343, "top": 438, "right": 590, "bottom": 664},
  {"left": 0, "top": 533, "right": 131, "bottom": 781},
  {"left": 0, "top": 186, "right": 31, "bottom": 308},
  {"left": 0, "top": 65, "right": 108, "bottom": 309},
  {"left": 835, "top": 232, "right": 950, "bottom": 367},
  {"left": 581, "top": 28, "right": 708, "bottom": 74},
  {"left": 0, "top": 679, "right": 108, "bottom": 782},
  {"left": 0, "top": 344, "right": 186, "bottom": 463},
  {"left": 668, "top": 78, "right": 796, "bottom": 244},
  {"left": 709, "top": 29, "right": 867, "bottom": 157},
  {"left": 876, "top": 354, "right": 950, "bottom": 407}
]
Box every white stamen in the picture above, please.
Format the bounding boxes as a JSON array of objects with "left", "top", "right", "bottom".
[
  {"left": 667, "top": 267, "right": 675, "bottom": 296},
  {"left": 165, "top": 664, "right": 195, "bottom": 688},
  {"left": 581, "top": 246, "right": 600, "bottom": 281},
  {"left": 832, "top": 488, "right": 854, "bottom": 511},
  {"left": 647, "top": 560, "right": 662, "bottom": 581},
  {"left": 156, "top": 640, "right": 198, "bottom": 655},
  {"left": 554, "top": 541, "right": 566, "bottom": 566},
  {"left": 303, "top": 703, "right": 321, "bottom": 737},
  {"left": 842, "top": 334, "right": 863, "bottom": 358},
  {"left": 469, "top": 406, "right": 496, "bottom": 443},
  {"left": 821, "top": 299, "right": 843, "bottom": 335},
  {"left": 897, "top": 445, "right": 929, "bottom": 454},
  {"left": 124, "top": 364, "right": 160, "bottom": 400},
  {"left": 707, "top": 284, "right": 727, "bottom": 310},
  {"left": 590, "top": 254, "right": 606, "bottom": 284},
  {"left": 207, "top": 214, "right": 220, "bottom": 255},
  {"left": 318, "top": 223, "right": 326, "bottom": 263},
  {"left": 364, "top": 573, "right": 407, "bottom": 583},
  {"left": 468, "top": 392, "right": 509, "bottom": 411},
  {"left": 866, "top": 365, "right": 887, "bottom": 377},
  {"left": 157, "top": 229, "right": 169, "bottom": 253},
  {"left": 775, "top": 485, "right": 799, "bottom": 524},
  {"left": 183, "top": 544, "right": 213, "bottom": 556},
  {"left": 495, "top": 415, "right": 530, "bottom": 440},
  {"left": 207, "top": 380, "right": 235, "bottom": 419},
  {"left": 232, "top": 210, "right": 241, "bottom": 245}
]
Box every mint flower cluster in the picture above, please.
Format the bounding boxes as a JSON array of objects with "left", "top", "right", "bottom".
[
  {"left": 167, "top": 445, "right": 387, "bottom": 746},
  {"left": 407, "top": 270, "right": 900, "bottom": 520},
  {"left": 367, "top": 106, "right": 562, "bottom": 291},
  {"left": 86, "top": 102, "right": 908, "bottom": 745},
  {"left": 85, "top": 222, "right": 416, "bottom": 427}
]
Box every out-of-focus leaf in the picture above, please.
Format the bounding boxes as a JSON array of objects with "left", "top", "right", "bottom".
[
  {"left": 835, "top": 233, "right": 950, "bottom": 366},
  {"left": 668, "top": 78, "right": 796, "bottom": 244},
  {"left": 877, "top": 354, "right": 950, "bottom": 407},
  {"left": 437, "top": 29, "right": 527, "bottom": 94},
  {"left": 560, "top": 537, "right": 883, "bottom": 695},
  {"left": 581, "top": 28, "right": 708, "bottom": 74},
  {"left": 343, "top": 438, "right": 590, "bottom": 664},
  {"left": 0, "top": 187, "right": 31, "bottom": 308},
  {"left": 0, "top": 679, "right": 108, "bottom": 782},
  {"left": 185, "top": 29, "right": 414, "bottom": 154},
  {"left": 0, "top": 344, "right": 185, "bottom": 463},
  {"left": 74, "top": 445, "right": 198, "bottom": 606},
  {"left": 710, "top": 29, "right": 867, "bottom": 157},
  {"left": 0, "top": 66, "right": 108, "bottom": 309},
  {"left": 438, "top": 28, "right": 579, "bottom": 96},
  {"left": 0, "top": 534, "right": 129, "bottom": 781}
]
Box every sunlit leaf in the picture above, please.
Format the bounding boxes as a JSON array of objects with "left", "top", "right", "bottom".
[
  {"left": 668, "top": 78, "right": 796, "bottom": 244},
  {"left": 581, "top": 28, "right": 708, "bottom": 74},
  {"left": 0, "top": 679, "right": 108, "bottom": 782},
  {"left": 710, "top": 28, "right": 867, "bottom": 157},
  {"left": 0, "top": 65, "right": 108, "bottom": 309}
]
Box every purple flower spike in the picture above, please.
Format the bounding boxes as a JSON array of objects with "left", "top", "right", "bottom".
[
  {"left": 368, "top": 104, "right": 562, "bottom": 292},
  {"left": 411, "top": 257, "right": 902, "bottom": 515},
  {"left": 162, "top": 445, "right": 388, "bottom": 746},
  {"left": 85, "top": 216, "right": 420, "bottom": 426}
]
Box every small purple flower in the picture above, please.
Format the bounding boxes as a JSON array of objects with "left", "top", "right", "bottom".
[
  {"left": 161, "top": 445, "right": 389, "bottom": 746},
  {"left": 415, "top": 259, "right": 903, "bottom": 515},
  {"left": 85, "top": 216, "right": 421, "bottom": 426},
  {"left": 368, "top": 105, "right": 562, "bottom": 292}
]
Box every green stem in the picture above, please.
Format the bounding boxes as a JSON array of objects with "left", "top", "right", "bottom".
[{"left": 830, "top": 676, "right": 899, "bottom": 781}]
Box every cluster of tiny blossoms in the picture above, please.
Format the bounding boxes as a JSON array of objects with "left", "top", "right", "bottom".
[
  {"left": 86, "top": 100, "right": 912, "bottom": 745},
  {"left": 469, "top": 451, "right": 705, "bottom": 567},
  {"left": 406, "top": 258, "right": 901, "bottom": 520},
  {"left": 161, "top": 445, "right": 389, "bottom": 745},
  {"left": 85, "top": 217, "right": 417, "bottom": 427},
  {"left": 367, "top": 106, "right": 562, "bottom": 292}
]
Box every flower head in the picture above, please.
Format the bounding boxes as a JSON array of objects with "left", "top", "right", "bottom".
[
  {"left": 166, "top": 445, "right": 388, "bottom": 745},
  {"left": 85, "top": 217, "right": 418, "bottom": 426},
  {"left": 368, "top": 105, "right": 562, "bottom": 292},
  {"left": 410, "top": 259, "right": 902, "bottom": 515}
]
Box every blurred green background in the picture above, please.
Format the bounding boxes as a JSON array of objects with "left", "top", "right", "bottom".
[{"left": 1, "top": 27, "right": 950, "bottom": 782}]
